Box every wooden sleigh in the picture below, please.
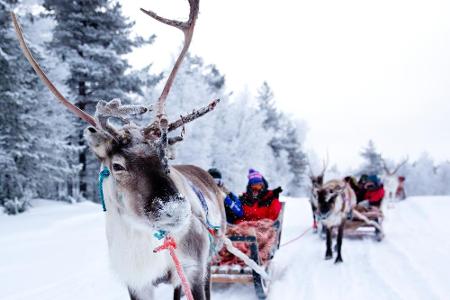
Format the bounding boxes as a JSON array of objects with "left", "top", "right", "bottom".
[
  {"left": 210, "top": 202, "right": 286, "bottom": 300},
  {"left": 319, "top": 205, "right": 385, "bottom": 241}
]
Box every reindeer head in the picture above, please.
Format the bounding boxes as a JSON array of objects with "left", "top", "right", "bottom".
[
  {"left": 11, "top": 0, "right": 219, "bottom": 231},
  {"left": 312, "top": 180, "right": 345, "bottom": 217}
]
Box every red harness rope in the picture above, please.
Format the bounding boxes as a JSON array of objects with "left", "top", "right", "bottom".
[
  {"left": 280, "top": 227, "right": 312, "bottom": 247},
  {"left": 153, "top": 236, "right": 194, "bottom": 300}
]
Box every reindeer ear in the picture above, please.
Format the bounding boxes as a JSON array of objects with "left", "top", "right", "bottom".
[{"left": 84, "top": 126, "right": 114, "bottom": 159}]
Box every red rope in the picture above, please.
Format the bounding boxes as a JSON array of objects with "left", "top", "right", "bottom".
[
  {"left": 153, "top": 236, "right": 194, "bottom": 300},
  {"left": 280, "top": 227, "right": 312, "bottom": 247}
]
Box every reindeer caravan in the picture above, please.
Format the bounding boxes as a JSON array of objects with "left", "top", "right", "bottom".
[
  {"left": 309, "top": 161, "right": 386, "bottom": 263},
  {"left": 11, "top": 1, "right": 282, "bottom": 299}
]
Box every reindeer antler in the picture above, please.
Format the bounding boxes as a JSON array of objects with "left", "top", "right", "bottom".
[
  {"left": 11, "top": 12, "right": 97, "bottom": 127},
  {"left": 381, "top": 158, "right": 392, "bottom": 175},
  {"left": 382, "top": 157, "right": 409, "bottom": 175},
  {"left": 141, "top": 0, "right": 199, "bottom": 124},
  {"left": 95, "top": 99, "right": 150, "bottom": 139},
  {"left": 392, "top": 157, "right": 409, "bottom": 175},
  {"left": 141, "top": 0, "right": 220, "bottom": 171}
]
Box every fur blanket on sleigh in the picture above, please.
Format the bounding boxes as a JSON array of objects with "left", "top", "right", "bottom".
[{"left": 214, "top": 219, "right": 277, "bottom": 266}]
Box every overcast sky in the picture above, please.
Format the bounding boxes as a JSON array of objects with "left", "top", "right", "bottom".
[{"left": 121, "top": 0, "right": 450, "bottom": 170}]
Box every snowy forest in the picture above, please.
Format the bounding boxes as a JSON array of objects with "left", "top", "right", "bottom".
[{"left": 1, "top": 0, "right": 450, "bottom": 215}]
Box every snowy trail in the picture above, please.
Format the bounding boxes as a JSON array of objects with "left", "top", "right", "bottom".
[{"left": 0, "top": 197, "right": 449, "bottom": 300}]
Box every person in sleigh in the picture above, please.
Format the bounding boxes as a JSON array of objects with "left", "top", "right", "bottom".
[
  {"left": 356, "top": 174, "right": 385, "bottom": 209},
  {"left": 236, "top": 169, "right": 282, "bottom": 224},
  {"left": 208, "top": 168, "right": 244, "bottom": 224}
]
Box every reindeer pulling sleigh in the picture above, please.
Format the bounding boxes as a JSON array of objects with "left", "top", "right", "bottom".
[
  {"left": 310, "top": 163, "right": 385, "bottom": 263},
  {"left": 11, "top": 1, "right": 270, "bottom": 299}
]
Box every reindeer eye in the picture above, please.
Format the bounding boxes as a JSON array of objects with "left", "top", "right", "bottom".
[{"left": 112, "top": 163, "right": 126, "bottom": 172}]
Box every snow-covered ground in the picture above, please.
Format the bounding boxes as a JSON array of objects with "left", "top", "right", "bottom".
[{"left": 1, "top": 196, "right": 449, "bottom": 300}]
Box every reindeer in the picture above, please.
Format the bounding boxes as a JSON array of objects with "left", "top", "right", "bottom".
[
  {"left": 308, "top": 159, "right": 328, "bottom": 233},
  {"left": 381, "top": 158, "right": 408, "bottom": 205},
  {"left": 10, "top": 2, "right": 251, "bottom": 299},
  {"left": 310, "top": 175, "right": 356, "bottom": 263}
]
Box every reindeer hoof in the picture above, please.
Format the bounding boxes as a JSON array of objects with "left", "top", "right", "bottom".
[
  {"left": 335, "top": 256, "right": 343, "bottom": 264},
  {"left": 325, "top": 251, "right": 333, "bottom": 260}
]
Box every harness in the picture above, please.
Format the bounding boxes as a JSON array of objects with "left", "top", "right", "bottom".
[{"left": 189, "top": 183, "right": 221, "bottom": 234}]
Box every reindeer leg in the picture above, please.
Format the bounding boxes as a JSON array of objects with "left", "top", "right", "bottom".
[
  {"left": 325, "top": 226, "right": 333, "bottom": 260},
  {"left": 191, "top": 282, "right": 206, "bottom": 300},
  {"left": 173, "top": 286, "right": 181, "bottom": 300},
  {"left": 311, "top": 203, "right": 318, "bottom": 232},
  {"left": 204, "top": 264, "right": 211, "bottom": 300},
  {"left": 335, "top": 222, "right": 344, "bottom": 264}
]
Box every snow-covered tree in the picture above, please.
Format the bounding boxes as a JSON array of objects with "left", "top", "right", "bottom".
[
  {"left": 43, "top": 0, "right": 155, "bottom": 200},
  {"left": 435, "top": 162, "right": 450, "bottom": 195},
  {"left": 210, "top": 89, "right": 274, "bottom": 192},
  {"left": 358, "top": 140, "right": 384, "bottom": 176},
  {"left": 257, "top": 82, "right": 307, "bottom": 195},
  {"left": 0, "top": 2, "right": 79, "bottom": 206},
  {"left": 282, "top": 119, "right": 308, "bottom": 195},
  {"left": 402, "top": 153, "right": 437, "bottom": 196},
  {"left": 163, "top": 55, "right": 225, "bottom": 168}
]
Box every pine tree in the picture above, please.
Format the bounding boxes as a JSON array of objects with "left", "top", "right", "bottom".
[
  {"left": 43, "top": 0, "right": 155, "bottom": 200},
  {"left": 359, "top": 140, "right": 384, "bottom": 176},
  {"left": 0, "top": 0, "right": 41, "bottom": 204},
  {"left": 1, "top": 1, "right": 75, "bottom": 207},
  {"left": 283, "top": 119, "right": 308, "bottom": 195}
]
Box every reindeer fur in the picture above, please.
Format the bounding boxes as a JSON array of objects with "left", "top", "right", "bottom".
[
  {"left": 103, "top": 163, "right": 226, "bottom": 299},
  {"left": 312, "top": 179, "right": 356, "bottom": 263}
]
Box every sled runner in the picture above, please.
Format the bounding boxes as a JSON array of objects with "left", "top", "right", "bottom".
[{"left": 210, "top": 202, "right": 285, "bottom": 299}]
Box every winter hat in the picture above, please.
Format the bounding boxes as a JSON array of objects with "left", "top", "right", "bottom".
[
  {"left": 208, "top": 168, "right": 222, "bottom": 179},
  {"left": 248, "top": 169, "right": 264, "bottom": 186},
  {"left": 208, "top": 168, "right": 223, "bottom": 187}
]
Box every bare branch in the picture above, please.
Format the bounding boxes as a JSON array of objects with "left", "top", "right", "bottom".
[
  {"left": 168, "top": 99, "right": 220, "bottom": 132},
  {"left": 10, "top": 12, "right": 97, "bottom": 127}
]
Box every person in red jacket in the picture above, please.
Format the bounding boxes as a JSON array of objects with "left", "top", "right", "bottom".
[
  {"left": 358, "top": 174, "right": 385, "bottom": 208},
  {"left": 236, "top": 169, "right": 282, "bottom": 223}
]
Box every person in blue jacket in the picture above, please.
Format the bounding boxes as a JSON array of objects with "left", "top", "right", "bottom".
[{"left": 208, "top": 168, "right": 243, "bottom": 223}]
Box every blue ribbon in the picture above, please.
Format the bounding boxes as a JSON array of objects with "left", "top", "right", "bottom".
[
  {"left": 98, "top": 167, "right": 110, "bottom": 212},
  {"left": 154, "top": 230, "right": 167, "bottom": 240}
]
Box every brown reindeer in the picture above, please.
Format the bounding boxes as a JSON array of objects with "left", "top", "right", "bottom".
[
  {"left": 310, "top": 158, "right": 356, "bottom": 264},
  {"left": 10, "top": 1, "right": 247, "bottom": 299}
]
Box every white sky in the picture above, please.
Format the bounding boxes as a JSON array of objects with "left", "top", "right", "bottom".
[{"left": 121, "top": 0, "right": 450, "bottom": 170}]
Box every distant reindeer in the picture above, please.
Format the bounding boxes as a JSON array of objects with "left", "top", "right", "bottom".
[
  {"left": 382, "top": 158, "right": 408, "bottom": 205},
  {"left": 11, "top": 2, "right": 235, "bottom": 299},
  {"left": 308, "top": 159, "right": 328, "bottom": 232},
  {"left": 311, "top": 177, "right": 356, "bottom": 263}
]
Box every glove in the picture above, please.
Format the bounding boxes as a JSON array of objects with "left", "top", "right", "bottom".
[
  {"left": 273, "top": 186, "right": 283, "bottom": 197},
  {"left": 224, "top": 193, "right": 244, "bottom": 218}
]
